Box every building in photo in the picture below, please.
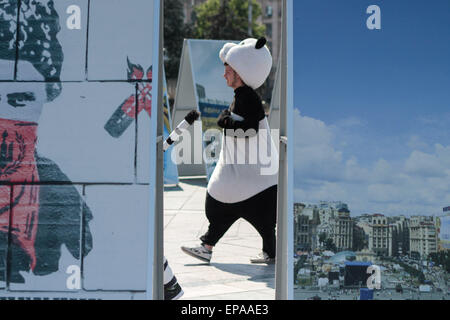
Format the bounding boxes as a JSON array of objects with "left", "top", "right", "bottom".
[
  {"left": 409, "top": 216, "right": 438, "bottom": 260},
  {"left": 367, "top": 214, "right": 393, "bottom": 257}
]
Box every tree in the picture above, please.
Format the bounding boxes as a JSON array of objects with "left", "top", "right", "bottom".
[
  {"left": 319, "top": 232, "right": 327, "bottom": 246},
  {"left": 429, "top": 251, "right": 450, "bottom": 273},
  {"left": 324, "top": 238, "right": 337, "bottom": 252},
  {"left": 193, "top": 0, "right": 266, "bottom": 40},
  {"left": 294, "top": 257, "right": 305, "bottom": 283},
  {"left": 191, "top": 0, "right": 274, "bottom": 104},
  {"left": 164, "top": 0, "right": 192, "bottom": 79}
]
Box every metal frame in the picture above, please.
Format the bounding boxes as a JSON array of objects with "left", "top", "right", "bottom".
[
  {"left": 147, "top": 0, "right": 164, "bottom": 300},
  {"left": 150, "top": 0, "right": 294, "bottom": 300},
  {"left": 275, "top": 0, "right": 293, "bottom": 300}
]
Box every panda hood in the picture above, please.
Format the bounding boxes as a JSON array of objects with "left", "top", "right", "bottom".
[{"left": 219, "top": 37, "right": 272, "bottom": 90}]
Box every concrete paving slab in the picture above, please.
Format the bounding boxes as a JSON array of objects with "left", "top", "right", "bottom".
[
  {"left": 164, "top": 178, "right": 275, "bottom": 300},
  {"left": 188, "top": 289, "right": 275, "bottom": 300}
]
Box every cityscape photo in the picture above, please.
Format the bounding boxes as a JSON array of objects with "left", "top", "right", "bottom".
[{"left": 292, "top": 0, "right": 450, "bottom": 300}]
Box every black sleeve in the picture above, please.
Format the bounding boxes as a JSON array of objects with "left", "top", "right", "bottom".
[{"left": 218, "top": 91, "right": 265, "bottom": 138}]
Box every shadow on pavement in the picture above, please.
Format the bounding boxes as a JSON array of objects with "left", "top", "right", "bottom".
[
  {"left": 164, "top": 185, "right": 184, "bottom": 192},
  {"left": 209, "top": 263, "right": 275, "bottom": 289},
  {"left": 184, "top": 263, "right": 211, "bottom": 267},
  {"left": 178, "top": 178, "right": 208, "bottom": 187}
]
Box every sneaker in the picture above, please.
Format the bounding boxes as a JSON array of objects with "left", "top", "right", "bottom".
[
  {"left": 181, "top": 245, "right": 212, "bottom": 263},
  {"left": 250, "top": 252, "right": 275, "bottom": 264},
  {"left": 164, "top": 276, "right": 184, "bottom": 300}
]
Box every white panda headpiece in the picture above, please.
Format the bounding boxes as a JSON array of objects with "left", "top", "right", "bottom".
[{"left": 219, "top": 37, "right": 272, "bottom": 90}]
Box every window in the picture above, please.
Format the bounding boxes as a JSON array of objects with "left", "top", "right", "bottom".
[
  {"left": 265, "top": 23, "right": 272, "bottom": 38},
  {"left": 266, "top": 5, "right": 273, "bottom": 18}
]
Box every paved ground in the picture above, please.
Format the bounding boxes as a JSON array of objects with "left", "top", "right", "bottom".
[{"left": 164, "top": 177, "right": 275, "bottom": 300}]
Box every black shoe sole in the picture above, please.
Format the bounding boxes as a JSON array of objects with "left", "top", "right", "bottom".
[
  {"left": 164, "top": 276, "right": 184, "bottom": 300},
  {"left": 250, "top": 260, "right": 275, "bottom": 264},
  {"left": 250, "top": 258, "right": 276, "bottom": 264}
]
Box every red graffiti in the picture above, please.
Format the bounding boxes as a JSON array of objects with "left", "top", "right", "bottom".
[
  {"left": 120, "top": 95, "right": 137, "bottom": 119},
  {"left": 0, "top": 118, "right": 39, "bottom": 270},
  {"left": 123, "top": 59, "right": 152, "bottom": 119}
]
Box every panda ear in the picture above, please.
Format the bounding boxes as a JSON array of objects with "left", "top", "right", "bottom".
[{"left": 255, "top": 37, "right": 267, "bottom": 49}]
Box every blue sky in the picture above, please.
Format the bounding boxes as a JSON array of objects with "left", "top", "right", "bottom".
[
  {"left": 189, "top": 40, "right": 235, "bottom": 104},
  {"left": 292, "top": 0, "right": 450, "bottom": 216}
]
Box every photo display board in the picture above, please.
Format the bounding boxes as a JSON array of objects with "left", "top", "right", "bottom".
[
  {"left": 163, "top": 69, "right": 179, "bottom": 185},
  {"left": 172, "top": 39, "right": 236, "bottom": 180},
  {"left": 268, "top": 56, "right": 281, "bottom": 133},
  {"left": 0, "top": 0, "right": 161, "bottom": 300},
  {"left": 290, "top": 0, "right": 450, "bottom": 300},
  {"left": 439, "top": 212, "right": 450, "bottom": 251}
]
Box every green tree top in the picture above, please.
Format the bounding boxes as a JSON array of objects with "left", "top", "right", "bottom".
[
  {"left": 324, "top": 238, "right": 337, "bottom": 252},
  {"left": 164, "top": 0, "right": 193, "bottom": 79},
  {"left": 193, "top": 0, "right": 266, "bottom": 40}
]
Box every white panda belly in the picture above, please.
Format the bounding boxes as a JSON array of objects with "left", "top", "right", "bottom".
[{"left": 207, "top": 118, "right": 279, "bottom": 204}]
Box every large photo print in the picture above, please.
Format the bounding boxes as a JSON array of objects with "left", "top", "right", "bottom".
[
  {"left": 0, "top": 0, "right": 159, "bottom": 299},
  {"left": 291, "top": 0, "right": 450, "bottom": 300},
  {"left": 189, "top": 39, "right": 235, "bottom": 179}
]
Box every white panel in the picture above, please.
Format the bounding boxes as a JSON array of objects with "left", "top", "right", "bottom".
[
  {"left": 16, "top": 0, "right": 88, "bottom": 81},
  {"left": 0, "top": 2, "right": 16, "bottom": 80},
  {"left": 10, "top": 185, "right": 84, "bottom": 292},
  {"left": 83, "top": 185, "right": 149, "bottom": 290},
  {"left": 37, "top": 82, "right": 136, "bottom": 183},
  {"left": 87, "top": 0, "right": 154, "bottom": 81},
  {"left": 0, "top": 58, "right": 14, "bottom": 81}
]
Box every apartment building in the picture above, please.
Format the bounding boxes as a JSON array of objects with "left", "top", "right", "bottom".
[
  {"left": 256, "top": 0, "right": 282, "bottom": 65},
  {"left": 390, "top": 215, "right": 410, "bottom": 256},
  {"left": 295, "top": 201, "right": 352, "bottom": 252},
  {"left": 294, "top": 203, "right": 441, "bottom": 261},
  {"left": 409, "top": 216, "right": 438, "bottom": 259},
  {"left": 367, "top": 214, "right": 393, "bottom": 257},
  {"left": 294, "top": 203, "right": 320, "bottom": 252},
  {"left": 329, "top": 208, "right": 353, "bottom": 251}
]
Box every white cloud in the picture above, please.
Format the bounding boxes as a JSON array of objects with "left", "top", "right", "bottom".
[
  {"left": 371, "top": 159, "right": 394, "bottom": 183},
  {"left": 293, "top": 110, "right": 450, "bottom": 216},
  {"left": 407, "top": 135, "right": 429, "bottom": 151},
  {"left": 367, "top": 183, "right": 403, "bottom": 203},
  {"left": 435, "top": 144, "right": 450, "bottom": 168},
  {"left": 405, "top": 149, "right": 446, "bottom": 178},
  {"left": 294, "top": 109, "right": 344, "bottom": 182},
  {"left": 344, "top": 156, "right": 370, "bottom": 183},
  {"left": 334, "top": 116, "right": 365, "bottom": 128}
]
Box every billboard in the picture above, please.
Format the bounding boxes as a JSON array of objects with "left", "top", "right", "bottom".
[
  {"left": 289, "top": 0, "right": 450, "bottom": 300},
  {"left": 162, "top": 70, "right": 179, "bottom": 186},
  {"left": 0, "top": 0, "right": 160, "bottom": 299},
  {"left": 439, "top": 215, "right": 450, "bottom": 250},
  {"left": 441, "top": 206, "right": 450, "bottom": 250},
  {"left": 172, "top": 39, "right": 237, "bottom": 180}
]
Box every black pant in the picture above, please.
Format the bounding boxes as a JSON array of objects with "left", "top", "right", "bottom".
[{"left": 200, "top": 185, "right": 277, "bottom": 259}]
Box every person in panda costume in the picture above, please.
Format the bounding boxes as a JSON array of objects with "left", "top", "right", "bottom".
[{"left": 182, "top": 37, "right": 279, "bottom": 264}]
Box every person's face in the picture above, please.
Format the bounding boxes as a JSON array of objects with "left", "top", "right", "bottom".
[
  {"left": 0, "top": 59, "right": 46, "bottom": 123},
  {"left": 223, "top": 64, "right": 242, "bottom": 89}
]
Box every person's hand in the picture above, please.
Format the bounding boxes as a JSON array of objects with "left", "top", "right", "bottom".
[{"left": 217, "top": 109, "right": 231, "bottom": 128}]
